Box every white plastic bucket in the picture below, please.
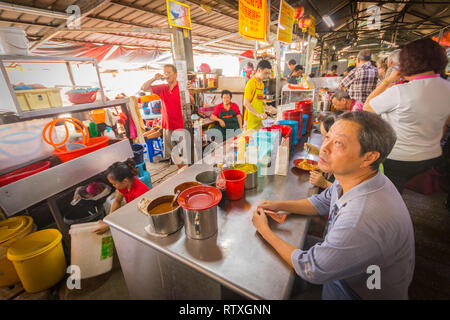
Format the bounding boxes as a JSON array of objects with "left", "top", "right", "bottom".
[
  {"left": 0, "top": 27, "right": 29, "bottom": 55},
  {"left": 69, "top": 222, "right": 114, "bottom": 279}
]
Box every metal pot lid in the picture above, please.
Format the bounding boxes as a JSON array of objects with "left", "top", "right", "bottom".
[{"left": 178, "top": 186, "right": 222, "bottom": 211}]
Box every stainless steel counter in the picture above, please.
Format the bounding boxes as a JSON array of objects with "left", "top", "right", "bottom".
[{"left": 105, "top": 131, "right": 322, "bottom": 300}]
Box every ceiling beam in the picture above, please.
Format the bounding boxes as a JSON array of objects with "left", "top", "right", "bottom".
[
  {"left": 184, "top": 0, "right": 238, "bottom": 20},
  {"left": 29, "top": 0, "right": 112, "bottom": 51},
  {"left": 213, "top": 0, "right": 239, "bottom": 11},
  {"left": 0, "top": 18, "right": 252, "bottom": 50},
  {"left": 0, "top": 1, "right": 69, "bottom": 19},
  {"left": 111, "top": 0, "right": 237, "bottom": 34}
]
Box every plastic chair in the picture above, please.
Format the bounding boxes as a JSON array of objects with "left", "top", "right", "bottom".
[
  {"left": 136, "top": 162, "right": 152, "bottom": 189},
  {"left": 145, "top": 137, "right": 164, "bottom": 163}
]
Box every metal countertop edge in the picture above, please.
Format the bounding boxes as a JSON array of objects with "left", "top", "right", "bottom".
[{"left": 106, "top": 220, "right": 288, "bottom": 300}]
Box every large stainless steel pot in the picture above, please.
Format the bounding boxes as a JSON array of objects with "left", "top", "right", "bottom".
[
  {"left": 138, "top": 196, "right": 183, "bottom": 236},
  {"left": 232, "top": 164, "right": 258, "bottom": 190},
  {"left": 183, "top": 206, "right": 218, "bottom": 240},
  {"left": 195, "top": 171, "right": 217, "bottom": 186}
]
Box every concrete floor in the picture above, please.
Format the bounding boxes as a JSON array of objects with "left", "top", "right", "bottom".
[{"left": 2, "top": 166, "right": 449, "bottom": 300}]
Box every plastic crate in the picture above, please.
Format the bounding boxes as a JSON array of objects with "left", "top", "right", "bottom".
[{"left": 14, "top": 88, "right": 63, "bottom": 111}]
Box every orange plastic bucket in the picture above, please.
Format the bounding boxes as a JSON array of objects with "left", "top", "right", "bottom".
[{"left": 54, "top": 136, "right": 109, "bottom": 163}]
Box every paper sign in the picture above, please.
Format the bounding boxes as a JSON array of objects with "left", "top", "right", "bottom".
[
  {"left": 175, "top": 60, "right": 190, "bottom": 104},
  {"left": 277, "top": 0, "right": 295, "bottom": 44},
  {"left": 167, "top": 0, "right": 192, "bottom": 30},
  {"left": 239, "top": 0, "right": 268, "bottom": 41}
]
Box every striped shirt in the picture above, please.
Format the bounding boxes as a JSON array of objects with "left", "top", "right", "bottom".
[
  {"left": 291, "top": 171, "right": 415, "bottom": 299},
  {"left": 340, "top": 61, "right": 378, "bottom": 103}
]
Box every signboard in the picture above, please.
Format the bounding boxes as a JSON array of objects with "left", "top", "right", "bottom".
[
  {"left": 308, "top": 15, "right": 316, "bottom": 37},
  {"left": 238, "top": 0, "right": 268, "bottom": 41},
  {"left": 277, "top": 0, "right": 295, "bottom": 44},
  {"left": 167, "top": 0, "right": 192, "bottom": 30}
]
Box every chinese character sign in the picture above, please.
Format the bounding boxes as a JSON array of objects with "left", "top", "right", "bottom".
[
  {"left": 308, "top": 15, "right": 316, "bottom": 37},
  {"left": 167, "top": 0, "right": 192, "bottom": 30},
  {"left": 239, "top": 0, "right": 268, "bottom": 41},
  {"left": 277, "top": 0, "right": 295, "bottom": 44}
]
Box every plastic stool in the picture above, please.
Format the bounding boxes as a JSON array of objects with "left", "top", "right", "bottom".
[
  {"left": 136, "top": 162, "right": 152, "bottom": 189},
  {"left": 145, "top": 137, "right": 164, "bottom": 163}
]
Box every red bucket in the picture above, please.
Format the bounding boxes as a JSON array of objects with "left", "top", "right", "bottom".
[
  {"left": 282, "top": 110, "right": 303, "bottom": 140},
  {"left": 296, "top": 100, "right": 313, "bottom": 133},
  {"left": 0, "top": 161, "right": 50, "bottom": 187},
  {"left": 222, "top": 169, "right": 246, "bottom": 200},
  {"left": 54, "top": 136, "right": 109, "bottom": 163}
]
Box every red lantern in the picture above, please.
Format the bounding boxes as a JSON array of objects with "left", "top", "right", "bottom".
[
  {"left": 294, "top": 6, "right": 304, "bottom": 20},
  {"left": 298, "top": 17, "right": 312, "bottom": 30}
]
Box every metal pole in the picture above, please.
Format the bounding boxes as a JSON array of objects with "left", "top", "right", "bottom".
[
  {"left": 275, "top": 40, "right": 281, "bottom": 107},
  {"left": 171, "top": 27, "right": 195, "bottom": 165},
  {"left": 319, "top": 42, "right": 324, "bottom": 76}
]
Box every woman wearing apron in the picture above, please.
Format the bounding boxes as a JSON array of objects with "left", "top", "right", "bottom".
[{"left": 210, "top": 90, "right": 243, "bottom": 141}]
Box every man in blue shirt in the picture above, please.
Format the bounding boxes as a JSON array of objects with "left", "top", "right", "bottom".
[{"left": 253, "top": 111, "right": 415, "bottom": 299}]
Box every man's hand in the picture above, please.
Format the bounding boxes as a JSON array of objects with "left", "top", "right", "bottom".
[
  {"left": 258, "top": 200, "right": 280, "bottom": 212},
  {"left": 252, "top": 207, "right": 270, "bottom": 233},
  {"left": 258, "top": 113, "right": 268, "bottom": 120},
  {"left": 219, "top": 119, "right": 226, "bottom": 127},
  {"left": 93, "top": 220, "right": 110, "bottom": 235},
  {"left": 309, "top": 170, "right": 328, "bottom": 189},
  {"left": 154, "top": 73, "right": 165, "bottom": 81}
]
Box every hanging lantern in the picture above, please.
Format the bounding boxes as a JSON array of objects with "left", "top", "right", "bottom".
[
  {"left": 294, "top": 6, "right": 305, "bottom": 20},
  {"left": 299, "top": 17, "right": 312, "bottom": 32}
]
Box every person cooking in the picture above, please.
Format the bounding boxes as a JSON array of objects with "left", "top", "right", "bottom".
[
  {"left": 243, "top": 59, "right": 277, "bottom": 131},
  {"left": 141, "top": 64, "right": 195, "bottom": 166},
  {"left": 94, "top": 159, "right": 150, "bottom": 234},
  {"left": 210, "top": 90, "right": 242, "bottom": 140}
]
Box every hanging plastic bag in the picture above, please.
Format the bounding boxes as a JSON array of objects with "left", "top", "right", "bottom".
[
  {"left": 275, "top": 137, "right": 290, "bottom": 176},
  {"left": 71, "top": 182, "right": 112, "bottom": 206}
]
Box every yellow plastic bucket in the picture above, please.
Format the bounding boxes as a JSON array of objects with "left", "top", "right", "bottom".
[
  {"left": 7, "top": 229, "right": 66, "bottom": 293},
  {"left": 0, "top": 216, "right": 34, "bottom": 287}
]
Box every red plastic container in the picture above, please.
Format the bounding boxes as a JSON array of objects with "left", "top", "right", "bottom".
[
  {"left": 67, "top": 90, "right": 98, "bottom": 104},
  {"left": 222, "top": 169, "right": 246, "bottom": 200},
  {"left": 54, "top": 136, "right": 109, "bottom": 163},
  {"left": 296, "top": 100, "right": 313, "bottom": 133},
  {"left": 0, "top": 161, "right": 50, "bottom": 187},
  {"left": 282, "top": 110, "right": 303, "bottom": 140}
]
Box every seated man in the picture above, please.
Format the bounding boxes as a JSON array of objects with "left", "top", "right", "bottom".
[
  {"left": 331, "top": 89, "right": 363, "bottom": 111},
  {"left": 253, "top": 111, "right": 415, "bottom": 299}
]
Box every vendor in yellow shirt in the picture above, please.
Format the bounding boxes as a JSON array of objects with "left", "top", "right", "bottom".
[{"left": 244, "top": 60, "right": 277, "bottom": 131}]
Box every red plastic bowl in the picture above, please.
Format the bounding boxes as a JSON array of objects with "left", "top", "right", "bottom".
[
  {"left": 0, "top": 161, "right": 50, "bottom": 187},
  {"left": 178, "top": 185, "right": 222, "bottom": 211},
  {"left": 54, "top": 136, "right": 109, "bottom": 163},
  {"left": 67, "top": 91, "right": 98, "bottom": 104}
]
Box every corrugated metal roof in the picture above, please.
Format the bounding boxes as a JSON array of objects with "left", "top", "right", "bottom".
[{"left": 0, "top": 0, "right": 448, "bottom": 56}]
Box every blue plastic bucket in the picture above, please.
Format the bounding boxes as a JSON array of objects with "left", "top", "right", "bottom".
[{"left": 302, "top": 114, "right": 309, "bottom": 136}]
